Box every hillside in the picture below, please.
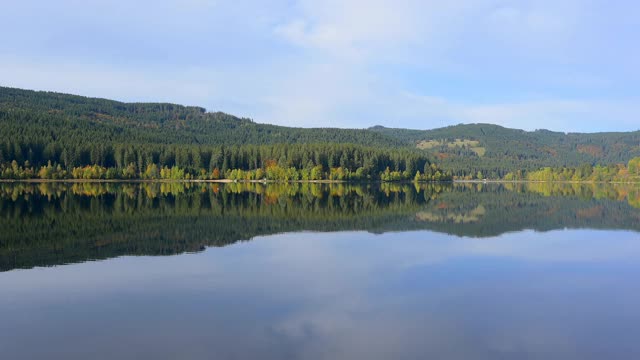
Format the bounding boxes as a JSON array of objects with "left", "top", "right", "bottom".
[
  {"left": 0, "top": 86, "right": 401, "bottom": 148},
  {"left": 0, "top": 86, "right": 440, "bottom": 181},
  {"left": 1, "top": 86, "right": 639, "bottom": 180},
  {"left": 369, "top": 124, "right": 640, "bottom": 177}
]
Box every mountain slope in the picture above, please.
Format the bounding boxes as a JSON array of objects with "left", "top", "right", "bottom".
[
  {"left": 370, "top": 123, "right": 640, "bottom": 177},
  {"left": 1, "top": 86, "right": 440, "bottom": 181},
  {"left": 0, "top": 86, "right": 402, "bottom": 148},
  {"left": 1, "top": 86, "right": 639, "bottom": 179}
]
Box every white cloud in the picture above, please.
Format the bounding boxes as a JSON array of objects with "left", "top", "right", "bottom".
[
  {"left": 273, "top": 0, "right": 474, "bottom": 64},
  {"left": 264, "top": 0, "right": 640, "bottom": 131},
  {"left": 1, "top": 0, "right": 638, "bottom": 131}
]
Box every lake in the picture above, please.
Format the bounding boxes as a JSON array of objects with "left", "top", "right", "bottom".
[{"left": 1, "top": 182, "right": 639, "bottom": 359}]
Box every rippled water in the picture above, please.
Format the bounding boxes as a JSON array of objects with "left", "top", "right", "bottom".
[{"left": 1, "top": 182, "right": 639, "bottom": 359}]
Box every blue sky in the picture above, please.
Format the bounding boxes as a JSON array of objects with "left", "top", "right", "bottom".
[{"left": 1, "top": 0, "right": 638, "bottom": 132}]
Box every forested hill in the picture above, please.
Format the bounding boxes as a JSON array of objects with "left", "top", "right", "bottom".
[
  {"left": 0, "top": 86, "right": 400, "bottom": 147},
  {"left": 369, "top": 123, "right": 640, "bottom": 178},
  {"left": 0, "top": 86, "right": 442, "bottom": 181},
  {"left": 1, "top": 86, "right": 639, "bottom": 180}
]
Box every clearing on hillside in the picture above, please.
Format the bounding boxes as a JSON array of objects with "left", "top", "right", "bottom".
[{"left": 417, "top": 139, "right": 486, "bottom": 157}]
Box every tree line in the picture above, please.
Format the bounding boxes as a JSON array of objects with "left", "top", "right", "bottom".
[
  {"left": 2, "top": 86, "right": 639, "bottom": 181},
  {"left": 0, "top": 86, "right": 453, "bottom": 181},
  {"left": 0, "top": 142, "right": 452, "bottom": 182},
  {"left": 502, "top": 157, "right": 640, "bottom": 183}
]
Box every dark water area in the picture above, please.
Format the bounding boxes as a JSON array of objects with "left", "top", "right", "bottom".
[{"left": 1, "top": 182, "right": 639, "bottom": 359}]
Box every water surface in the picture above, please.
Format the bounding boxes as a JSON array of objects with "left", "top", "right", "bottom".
[{"left": 1, "top": 182, "right": 639, "bottom": 359}]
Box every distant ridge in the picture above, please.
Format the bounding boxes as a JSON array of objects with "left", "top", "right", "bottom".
[{"left": 368, "top": 123, "right": 640, "bottom": 176}]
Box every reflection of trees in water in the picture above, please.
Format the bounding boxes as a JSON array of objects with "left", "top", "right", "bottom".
[{"left": 0, "top": 182, "right": 639, "bottom": 272}]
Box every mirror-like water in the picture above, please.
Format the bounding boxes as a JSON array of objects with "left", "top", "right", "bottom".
[{"left": 1, "top": 182, "right": 639, "bottom": 359}]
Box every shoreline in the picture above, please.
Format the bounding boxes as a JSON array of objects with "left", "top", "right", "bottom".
[
  {"left": 454, "top": 179, "right": 640, "bottom": 185},
  {"left": 0, "top": 179, "right": 638, "bottom": 184},
  {"left": 0, "top": 179, "right": 354, "bottom": 184}
]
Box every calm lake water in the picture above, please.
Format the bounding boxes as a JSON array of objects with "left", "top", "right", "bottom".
[{"left": 1, "top": 182, "right": 639, "bottom": 359}]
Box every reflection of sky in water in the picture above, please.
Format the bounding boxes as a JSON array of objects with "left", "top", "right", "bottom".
[{"left": 1, "top": 229, "right": 640, "bottom": 359}]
